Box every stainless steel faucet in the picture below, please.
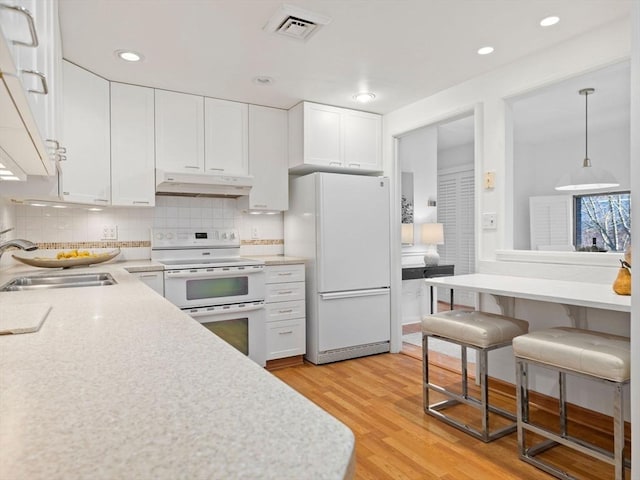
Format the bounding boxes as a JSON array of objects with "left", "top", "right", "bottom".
[{"left": 0, "top": 228, "right": 38, "bottom": 259}]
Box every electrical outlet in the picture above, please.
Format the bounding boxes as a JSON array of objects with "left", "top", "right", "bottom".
[
  {"left": 484, "top": 171, "right": 496, "bottom": 189},
  {"left": 482, "top": 213, "right": 497, "bottom": 229},
  {"left": 102, "top": 225, "right": 118, "bottom": 240},
  {"left": 251, "top": 226, "right": 259, "bottom": 239}
]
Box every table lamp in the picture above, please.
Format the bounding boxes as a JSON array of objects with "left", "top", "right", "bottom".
[
  {"left": 421, "top": 223, "right": 444, "bottom": 266},
  {"left": 401, "top": 223, "right": 414, "bottom": 245}
]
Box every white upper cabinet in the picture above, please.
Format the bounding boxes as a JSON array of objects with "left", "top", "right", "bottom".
[
  {"left": 288, "top": 101, "right": 382, "bottom": 174},
  {"left": 0, "top": 0, "right": 62, "bottom": 175},
  {"left": 238, "top": 105, "right": 288, "bottom": 212},
  {"left": 155, "top": 89, "right": 204, "bottom": 173},
  {"left": 204, "top": 98, "right": 248, "bottom": 175},
  {"left": 61, "top": 60, "right": 110, "bottom": 205},
  {"left": 111, "top": 82, "right": 155, "bottom": 206}
]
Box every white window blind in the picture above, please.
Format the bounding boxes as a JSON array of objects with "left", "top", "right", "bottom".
[
  {"left": 437, "top": 169, "right": 475, "bottom": 305},
  {"left": 529, "top": 195, "right": 573, "bottom": 250}
]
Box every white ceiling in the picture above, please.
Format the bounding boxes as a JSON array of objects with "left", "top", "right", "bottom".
[{"left": 58, "top": 0, "right": 632, "bottom": 115}]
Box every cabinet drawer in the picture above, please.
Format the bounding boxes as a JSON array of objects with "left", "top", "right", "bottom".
[
  {"left": 265, "top": 282, "right": 305, "bottom": 303},
  {"left": 266, "top": 300, "right": 305, "bottom": 322},
  {"left": 266, "top": 318, "right": 305, "bottom": 360},
  {"left": 265, "top": 264, "right": 305, "bottom": 284}
]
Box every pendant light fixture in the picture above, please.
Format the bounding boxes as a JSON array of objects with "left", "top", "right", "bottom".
[{"left": 555, "top": 88, "right": 619, "bottom": 191}]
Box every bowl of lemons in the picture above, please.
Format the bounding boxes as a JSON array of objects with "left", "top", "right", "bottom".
[{"left": 13, "top": 248, "right": 121, "bottom": 268}]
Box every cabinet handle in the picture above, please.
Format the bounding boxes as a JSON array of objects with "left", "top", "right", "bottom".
[
  {"left": 253, "top": 204, "right": 267, "bottom": 208},
  {"left": 208, "top": 167, "right": 224, "bottom": 172},
  {"left": 21, "top": 70, "right": 48, "bottom": 95},
  {"left": 46, "top": 139, "right": 60, "bottom": 149},
  {"left": 0, "top": 5, "right": 39, "bottom": 47},
  {"left": 348, "top": 163, "right": 361, "bottom": 168},
  {"left": 139, "top": 274, "right": 159, "bottom": 278},
  {"left": 278, "top": 330, "right": 294, "bottom": 335},
  {"left": 278, "top": 309, "right": 294, "bottom": 314},
  {"left": 277, "top": 272, "right": 292, "bottom": 276},
  {"left": 133, "top": 201, "right": 150, "bottom": 205},
  {"left": 184, "top": 166, "right": 200, "bottom": 169},
  {"left": 277, "top": 290, "right": 293, "bottom": 295},
  {"left": 94, "top": 199, "right": 109, "bottom": 203},
  {"left": 329, "top": 162, "right": 342, "bottom": 166}
]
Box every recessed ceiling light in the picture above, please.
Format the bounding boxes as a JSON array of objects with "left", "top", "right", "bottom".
[
  {"left": 477, "top": 46, "right": 494, "bottom": 55},
  {"left": 88, "top": 207, "right": 103, "bottom": 212},
  {"left": 0, "top": 169, "right": 12, "bottom": 175},
  {"left": 29, "top": 203, "right": 46, "bottom": 207},
  {"left": 253, "top": 76, "right": 274, "bottom": 86},
  {"left": 51, "top": 204, "right": 67, "bottom": 209},
  {"left": 540, "top": 16, "right": 560, "bottom": 27},
  {"left": 115, "top": 50, "right": 143, "bottom": 62},
  {"left": 0, "top": 175, "right": 20, "bottom": 181},
  {"left": 353, "top": 92, "right": 376, "bottom": 103}
]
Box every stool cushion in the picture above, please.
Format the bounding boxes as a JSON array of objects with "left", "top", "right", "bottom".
[
  {"left": 512, "top": 327, "right": 630, "bottom": 382},
  {"left": 422, "top": 310, "right": 529, "bottom": 348}
]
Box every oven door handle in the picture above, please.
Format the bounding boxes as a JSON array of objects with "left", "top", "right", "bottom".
[
  {"left": 186, "top": 303, "right": 265, "bottom": 317},
  {"left": 166, "top": 267, "right": 263, "bottom": 279}
]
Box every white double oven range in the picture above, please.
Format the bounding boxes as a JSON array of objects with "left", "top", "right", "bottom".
[{"left": 151, "top": 228, "right": 266, "bottom": 366}]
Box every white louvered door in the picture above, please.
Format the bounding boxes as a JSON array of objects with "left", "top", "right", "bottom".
[
  {"left": 437, "top": 168, "right": 475, "bottom": 306},
  {"left": 528, "top": 196, "right": 573, "bottom": 250}
]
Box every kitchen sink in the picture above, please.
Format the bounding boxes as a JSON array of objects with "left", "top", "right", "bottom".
[{"left": 0, "top": 272, "right": 117, "bottom": 292}]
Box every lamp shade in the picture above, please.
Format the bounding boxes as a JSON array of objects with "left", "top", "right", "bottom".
[
  {"left": 555, "top": 159, "right": 620, "bottom": 191},
  {"left": 401, "top": 223, "right": 414, "bottom": 244},
  {"left": 421, "top": 223, "right": 444, "bottom": 245}
]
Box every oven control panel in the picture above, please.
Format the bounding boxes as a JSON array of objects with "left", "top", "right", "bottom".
[{"left": 151, "top": 228, "right": 241, "bottom": 249}]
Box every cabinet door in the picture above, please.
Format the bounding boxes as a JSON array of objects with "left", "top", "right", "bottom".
[
  {"left": 343, "top": 109, "right": 382, "bottom": 171},
  {"left": 247, "top": 105, "right": 287, "bottom": 210},
  {"left": 61, "top": 60, "right": 110, "bottom": 204},
  {"left": 303, "top": 102, "right": 342, "bottom": 167},
  {"left": 204, "top": 98, "right": 248, "bottom": 175},
  {"left": 155, "top": 89, "right": 204, "bottom": 173},
  {"left": 111, "top": 83, "right": 155, "bottom": 206},
  {"left": 132, "top": 271, "right": 164, "bottom": 295}
]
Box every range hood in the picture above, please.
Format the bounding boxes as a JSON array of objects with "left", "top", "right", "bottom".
[{"left": 155, "top": 169, "right": 253, "bottom": 197}]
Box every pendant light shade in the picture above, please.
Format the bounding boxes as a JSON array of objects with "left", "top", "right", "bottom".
[{"left": 554, "top": 88, "right": 619, "bottom": 191}]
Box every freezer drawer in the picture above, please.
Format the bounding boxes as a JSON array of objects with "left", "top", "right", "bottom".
[{"left": 317, "top": 288, "right": 390, "bottom": 352}]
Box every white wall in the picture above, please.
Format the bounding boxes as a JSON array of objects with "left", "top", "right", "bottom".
[
  {"left": 513, "top": 127, "right": 630, "bottom": 249},
  {"left": 398, "top": 125, "right": 438, "bottom": 235},
  {"left": 383, "top": 16, "right": 633, "bottom": 422},
  {"left": 0, "top": 198, "right": 16, "bottom": 238},
  {"left": 437, "top": 142, "right": 474, "bottom": 172}
]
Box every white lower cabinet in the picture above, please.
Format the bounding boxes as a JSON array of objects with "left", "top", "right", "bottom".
[
  {"left": 130, "top": 270, "right": 164, "bottom": 296},
  {"left": 264, "top": 264, "right": 305, "bottom": 361}
]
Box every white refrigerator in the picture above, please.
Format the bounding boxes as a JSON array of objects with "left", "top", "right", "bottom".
[{"left": 284, "top": 173, "right": 391, "bottom": 364}]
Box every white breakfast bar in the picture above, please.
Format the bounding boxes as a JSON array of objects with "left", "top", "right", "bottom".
[{"left": 423, "top": 273, "right": 631, "bottom": 329}]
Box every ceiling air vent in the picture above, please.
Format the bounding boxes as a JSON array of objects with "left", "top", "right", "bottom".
[{"left": 264, "top": 4, "right": 331, "bottom": 42}]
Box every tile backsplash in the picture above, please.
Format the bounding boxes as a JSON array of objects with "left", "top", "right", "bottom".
[{"left": 7, "top": 196, "right": 283, "bottom": 262}]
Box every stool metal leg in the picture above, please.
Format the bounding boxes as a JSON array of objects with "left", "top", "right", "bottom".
[
  {"left": 559, "top": 371, "right": 567, "bottom": 437},
  {"left": 479, "top": 348, "right": 489, "bottom": 441},
  {"left": 515, "top": 359, "right": 527, "bottom": 458},
  {"left": 423, "top": 334, "right": 430, "bottom": 413},
  {"left": 461, "top": 346, "right": 468, "bottom": 398}
]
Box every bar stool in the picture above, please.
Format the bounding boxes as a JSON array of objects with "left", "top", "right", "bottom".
[
  {"left": 513, "top": 327, "right": 631, "bottom": 480},
  {"left": 422, "top": 309, "right": 529, "bottom": 442}
]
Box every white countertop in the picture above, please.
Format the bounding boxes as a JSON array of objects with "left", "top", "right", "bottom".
[
  {"left": 0, "top": 262, "right": 355, "bottom": 479},
  {"left": 424, "top": 273, "right": 631, "bottom": 313}
]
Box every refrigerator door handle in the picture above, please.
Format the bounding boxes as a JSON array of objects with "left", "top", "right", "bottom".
[{"left": 320, "top": 288, "right": 390, "bottom": 300}]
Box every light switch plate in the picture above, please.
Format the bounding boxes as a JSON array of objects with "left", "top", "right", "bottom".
[{"left": 482, "top": 213, "right": 497, "bottom": 229}]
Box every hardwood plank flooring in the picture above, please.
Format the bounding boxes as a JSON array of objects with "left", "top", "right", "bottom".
[{"left": 273, "top": 353, "right": 629, "bottom": 480}]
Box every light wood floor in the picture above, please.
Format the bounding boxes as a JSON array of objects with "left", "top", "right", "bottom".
[{"left": 273, "top": 352, "right": 628, "bottom": 480}]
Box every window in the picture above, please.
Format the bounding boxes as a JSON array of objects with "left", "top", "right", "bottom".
[{"left": 575, "top": 192, "right": 631, "bottom": 252}]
